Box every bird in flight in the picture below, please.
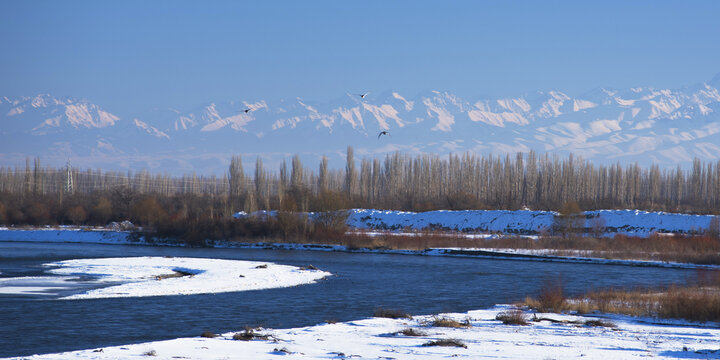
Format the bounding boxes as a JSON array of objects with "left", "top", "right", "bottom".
[
  {"left": 378, "top": 130, "right": 390, "bottom": 139},
  {"left": 243, "top": 108, "right": 252, "bottom": 113},
  {"left": 357, "top": 93, "right": 369, "bottom": 99}
]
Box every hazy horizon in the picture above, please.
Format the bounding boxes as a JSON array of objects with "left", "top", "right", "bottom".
[{"left": 2, "top": 1, "right": 720, "bottom": 115}]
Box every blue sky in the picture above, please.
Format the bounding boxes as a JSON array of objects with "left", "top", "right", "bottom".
[{"left": 1, "top": 0, "right": 719, "bottom": 114}]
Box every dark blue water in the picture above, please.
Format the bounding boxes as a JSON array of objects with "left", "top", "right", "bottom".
[{"left": 0, "top": 241, "right": 695, "bottom": 358}]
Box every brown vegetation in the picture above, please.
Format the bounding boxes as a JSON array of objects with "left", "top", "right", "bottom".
[
  {"left": 232, "top": 327, "right": 272, "bottom": 341},
  {"left": 398, "top": 328, "right": 427, "bottom": 337},
  {"left": 535, "top": 277, "right": 566, "bottom": 313},
  {"left": 495, "top": 308, "right": 529, "bottom": 325},
  {"left": 373, "top": 308, "right": 412, "bottom": 319},
  {"left": 422, "top": 339, "right": 467, "bottom": 348},
  {"left": 430, "top": 317, "right": 471, "bottom": 328},
  {"left": 200, "top": 331, "right": 218, "bottom": 338},
  {"left": 583, "top": 319, "right": 617, "bottom": 328},
  {"left": 524, "top": 270, "right": 720, "bottom": 322}
]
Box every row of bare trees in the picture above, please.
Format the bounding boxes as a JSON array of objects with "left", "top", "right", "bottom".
[
  {"left": 231, "top": 148, "right": 719, "bottom": 213},
  {"left": 1, "top": 148, "right": 720, "bottom": 227}
]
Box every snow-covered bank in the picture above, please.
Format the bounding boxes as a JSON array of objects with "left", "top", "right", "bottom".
[
  {"left": 11, "top": 306, "right": 720, "bottom": 359},
  {"left": 232, "top": 208, "right": 719, "bottom": 236},
  {"left": 0, "top": 257, "right": 330, "bottom": 299},
  {"left": 0, "top": 228, "right": 139, "bottom": 244},
  {"left": 346, "top": 208, "right": 719, "bottom": 236}
]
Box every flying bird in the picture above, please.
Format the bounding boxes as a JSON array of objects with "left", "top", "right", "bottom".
[
  {"left": 357, "top": 93, "right": 369, "bottom": 99},
  {"left": 378, "top": 130, "right": 390, "bottom": 139},
  {"left": 243, "top": 108, "right": 252, "bottom": 113}
]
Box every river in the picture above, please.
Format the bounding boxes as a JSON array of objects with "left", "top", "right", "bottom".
[{"left": 0, "top": 241, "right": 695, "bottom": 357}]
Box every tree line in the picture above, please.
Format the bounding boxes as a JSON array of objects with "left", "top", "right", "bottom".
[{"left": 1, "top": 148, "right": 719, "bottom": 227}]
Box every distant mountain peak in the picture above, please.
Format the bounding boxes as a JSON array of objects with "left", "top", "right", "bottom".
[{"left": 2, "top": 74, "right": 720, "bottom": 174}]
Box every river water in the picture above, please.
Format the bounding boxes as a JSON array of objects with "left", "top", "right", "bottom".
[{"left": 0, "top": 241, "right": 695, "bottom": 357}]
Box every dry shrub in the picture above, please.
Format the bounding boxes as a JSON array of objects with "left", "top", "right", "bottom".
[
  {"left": 543, "top": 280, "right": 720, "bottom": 323},
  {"left": 495, "top": 309, "right": 529, "bottom": 325},
  {"left": 233, "top": 327, "right": 271, "bottom": 341},
  {"left": 658, "top": 286, "right": 720, "bottom": 322},
  {"left": 480, "top": 232, "right": 720, "bottom": 265},
  {"left": 422, "top": 339, "right": 467, "bottom": 348},
  {"left": 707, "top": 216, "right": 720, "bottom": 239},
  {"left": 344, "top": 236, "right": 390, "bottom": 250},
  {"left": 276, "top": 211, "right": 308, "bottom": 241},
  {"left": 695, "top": 269, "right": 720, "bottom": 287},
  {"left": 583, "top": 319, "right": 616, "bottom": 328},
  {"left": 536, "top": 276, "right": 566, "bottom": 312},
  {"left": 568, "top": 287, "right": 656, "bottom": 317},
  {"left": 431, "top": 317, "right": 471, "bottom": 328},
  {"left": 373, "top": 308, "right": 411, "bottom": 319},
  {"left": 310, "top": 210, "right": 349, "bottom": 241},
  {"left": 399, "top": 328, "right": 427, "bottom": 337}
]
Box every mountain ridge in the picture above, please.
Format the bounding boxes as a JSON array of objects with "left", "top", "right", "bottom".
[{"left": 2, "top": 76, "right": 720, "bottom": 175}]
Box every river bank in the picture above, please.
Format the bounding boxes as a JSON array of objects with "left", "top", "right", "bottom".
[{"left": 1, "top": 227, "right": 717, "bottom": 270}]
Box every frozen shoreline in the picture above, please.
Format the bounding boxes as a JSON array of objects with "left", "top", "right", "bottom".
[
  {"left": 1, "top": 228, "right": 718, "bottom": 270},
  {"left": 8, "top": 305, "right": 720, "bottom": 359}
]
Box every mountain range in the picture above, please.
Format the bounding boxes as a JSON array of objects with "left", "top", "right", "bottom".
[{"left": 2, "top": 74, "right": 720, "bottom": 175}]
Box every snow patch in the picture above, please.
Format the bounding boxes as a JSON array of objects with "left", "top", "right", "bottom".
[
  {"left": 423, "top": 98, "right": 455, "bottom": 132},
  {"left": 7, "top": 257, "right": 330, "bottom": 299},
  {"left": 572, "top": 99, "right": 597, "bottom": 112},
  {"left": 392, "top": 92, "right": 414, "bottom": 111}
]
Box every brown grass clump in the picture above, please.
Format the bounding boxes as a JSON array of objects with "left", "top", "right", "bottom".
[
  {"left": 474, "top": 233, "right": 720, "bottom": 265},
  {"left": 233, "top": 327, "right": 272, "bottom": 341},
  {"left": 431, "top": 317, "right": 471, "bottom": 328},
  {"left": 422, "top": 339, "right": 468, "bottom": 348},
  {"left": 495, "top": 309, "right": 529, "bottom": 325},
  {"left": 526, "top": 278, "right": 720, "bottom": 323},
  {"left": 658, "top": 286, "right": 720, "bottom": 322},
  {"left": 399, "top": 328, "right": 427, "bottom": 337},
  {"left": 583, "top": 319, "right": 617, "bottom": 328},
  {"left": 525, "top": 286, "right": 658, "bottom": 317},
  {"left": 373, "top": 308, "right": 412, "bottom": 319},
  {"left": 535, "top": 277, "right": 566, "bottom": 312}
]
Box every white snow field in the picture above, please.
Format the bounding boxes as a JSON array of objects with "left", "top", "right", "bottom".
[
  {"left": 345, "top": 208, "right": 719, "bottom": 236},
  {"left": 232, "top": 208, "right": 719, "bottom": 236},
  {"left": 0, "top": 227, "right": 139, "bottom": 244},
  {"left": 0, "top": 257, "right": 330, "bottom": 299},
  {"left": 9, "top": 306, "right": 720, "bottom": 359}
]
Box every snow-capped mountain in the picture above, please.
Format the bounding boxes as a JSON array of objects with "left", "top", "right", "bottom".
[{"left": 2, "top": 74, "right": 720, "bottom": 175}]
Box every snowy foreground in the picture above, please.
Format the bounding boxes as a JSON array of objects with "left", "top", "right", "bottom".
[
  {"left": 11, "top": 306, "right": 720, "bottom": 360},
  {"left": 0, "top": 257, "right": 330, "bottom": 299}
]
